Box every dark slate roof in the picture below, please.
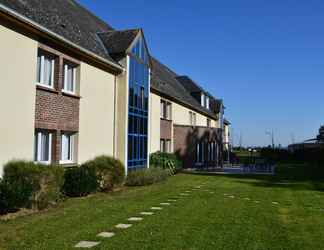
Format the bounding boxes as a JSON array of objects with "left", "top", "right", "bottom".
[
  {"left": 98, "top": 29, "right": 139, "bottom": 56},
  {"left": 224, "top": 119, "right": 231, "bottom": 125},
  {"left": 176, "top": 76, "right": 204, "bottom": 93},
  {"left": 0, "top": 0, "right": 116, "bottom": 63},
  {"left": 151, "top": 58, "right": 217, "bottom": 119},
  {"left": 0, "top": 0, "right": 222, "bottom": 118}
]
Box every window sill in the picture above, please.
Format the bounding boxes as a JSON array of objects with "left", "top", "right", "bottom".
[
  {"left": 160, "top": 118, "right": 173, "bottom": 122},
  {"left": 36, "top": 84, "right": 58, "bottom": 94},
  {"left": 60, "top": 162, "right": 78, "bottom": 167},
  {"left": 62, "top": 91, "right": 81, "bottom": 99}
]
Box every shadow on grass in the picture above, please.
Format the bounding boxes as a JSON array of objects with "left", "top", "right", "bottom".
[{"left": 183, "top": 165, "right": 324, "bottom": 192}]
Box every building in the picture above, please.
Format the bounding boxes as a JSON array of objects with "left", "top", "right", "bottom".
[
  {"left": 0, "top": 0, "right": 228, "bottom": 176},
  {"left": 223, "top": 119, "right": 231, "bottom": 151},
  {"left": 288, "top": 125, "right": 324, "bottom": 152}
]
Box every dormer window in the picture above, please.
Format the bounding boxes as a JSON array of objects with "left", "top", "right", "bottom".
[
  {"left": 206, "top": 96, "right": 210, "bottom": 110},
  {"left": 201, "top": 93, "right": 205, "bottom": 107}
]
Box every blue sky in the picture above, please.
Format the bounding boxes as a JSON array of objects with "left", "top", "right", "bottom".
[{"left": 79, "top": 0, "right": 324, "bottom": 147}]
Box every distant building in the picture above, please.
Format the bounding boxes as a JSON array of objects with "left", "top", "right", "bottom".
[{"left": 288, "top": 126, "right": 324, "bottom": 152}]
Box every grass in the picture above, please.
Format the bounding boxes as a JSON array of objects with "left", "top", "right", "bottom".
[{"left": 1, "top": 167, "right": 324, "bottom": 250}]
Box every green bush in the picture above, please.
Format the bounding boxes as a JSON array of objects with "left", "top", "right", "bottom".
[
  {"left": 150, "top": 152, "right": 182, "bottom": 175},
  {"left": 126, "top": 167, "right": 169, "bottom": 186},
  {"left": 35, "top": 166, "right": 64, "bottom": 210},
  {"left": 0, "top": 160, "right": 64, "bottom": 213},
  {"left": 62, "top": 166, "right": 98, "bottom": 197},
  {"left": 81, "top": 155, "right": 125, "bottom": 192}
]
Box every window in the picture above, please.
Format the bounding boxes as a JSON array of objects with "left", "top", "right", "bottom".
[
  {"left": 160, "top": 139, "right": 171, "bottom": 153},
  {"left": 37, "top": 52, "right": 55, "bottom": 88},
  {"left": 206, "top": 96, "right": 210, "bottom": 109},
  {"left": 196, "top": 142, "right": 204, "bottom": 164},
  {"left": 34, "top": 130, "right": 52, "bottom": 164},
  {"left": 201, "top": 93, "right": 205, "bottom": 107},
  {"left": 207, "top": 119, "right": 211, "bottom": 128},
  {"left": 63, "top": 63, "right": 77, "bottom": 94},
  {"left": 127, "top": 56, "right": 149, "bottom": 169},
  {"left": 189, "top": 111, "right": 196, "bottom": 126},
  {"left": 160, "top": 100, "right": 172, "bottom": 120},
  {"left": 61, "top": 133, "right": 75, "bottom": 163}
]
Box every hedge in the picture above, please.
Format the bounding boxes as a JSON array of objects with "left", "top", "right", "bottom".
[
  {"left": 0, "top": 161, "right": 64, "bottom": 215},
  {"left": 150, "top": 152, "right": 182, "bottom": 175},
  {"left": 126, "top": 167, "right": 169, "bottom": 186},
  {"left": 81, "top": 155, "right": 125, "bottom": 192}
]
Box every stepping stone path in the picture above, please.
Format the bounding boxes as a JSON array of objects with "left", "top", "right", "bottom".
[
  {"left": 128, "top": 217, "right": 143, "bottom": 222},
  {"left": 140, "top": 212, "right": 154, "bottom": 215},
  {"left": 97, "top": 232, "right": 115, "bottom": 238},
  {"left": 75, "top": 241, "right": 100, "bottom": 248},
  {"left": 151, "top": 207, "right": 163, "bottom": 210},
  {"left": 115, "top": 224, "right": 132, "bottom": 229},
  {"left": 160, "top": 203, "right": 171, "bottom": 206}
]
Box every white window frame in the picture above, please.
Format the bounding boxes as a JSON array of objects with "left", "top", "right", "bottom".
[
  {"left": 206, "top": 96, "right": 210, "bottom": 110},
  {"left": 60, "top": 133, "right": 75, "bottom": 164},
  {"left": 201, "top": 93, "right": 205, "bottom": 107},
  {"left": 36, "top": 54, "right": 55, "bottom": 89},
  {"left": 35, "top": 131, "right": 52, "bottom": 165},
  {"left": 63, "top": 63, "right": 77, "bottom": 94}
]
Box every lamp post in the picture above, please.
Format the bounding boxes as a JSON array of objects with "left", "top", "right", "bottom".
[{"left": 266, "top": 130, "right": 275, "bottom": 149}]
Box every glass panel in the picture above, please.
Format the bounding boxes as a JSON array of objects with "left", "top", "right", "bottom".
[
  {"left": 127, "top": 56, "right": 149, "bottom": 168},
  {"left": 36, "top": 56, "right": 41, "bottom": 83},
  {"left": 44, "top": 57, "right": 52, "bottom": 85},
  {"left": 41, "top": 132, "right": 50, "bottom": 161}
]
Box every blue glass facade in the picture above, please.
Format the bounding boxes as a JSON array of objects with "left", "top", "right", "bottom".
[{"left": 127, "top": 38, "right": 149, "bottom": 169}]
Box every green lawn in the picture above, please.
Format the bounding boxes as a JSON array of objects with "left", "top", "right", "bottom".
[{"left": 1, "top": 169, "right": 324, "bottom": 250}]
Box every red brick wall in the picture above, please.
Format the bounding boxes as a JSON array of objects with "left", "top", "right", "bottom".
[
  {"left": 160, "top": 119, "right": 172, "bottom": 140},
  {"left": 35, "top": 43, "right": 80, "bottom": 163},
  {"left": 173, "top": 125, "right": 223, "bottom": 169}
]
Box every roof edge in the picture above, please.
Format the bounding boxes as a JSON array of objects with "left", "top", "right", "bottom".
[
  {"left": 0, "top": 3, "right": 124, "bottom": 73},
  {"left": 150, "top": 87, "right": 218, "bottom": 120}
]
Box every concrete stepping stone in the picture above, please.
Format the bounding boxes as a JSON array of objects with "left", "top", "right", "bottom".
[
  {"left": 160, "top": 203, "right": 171, "bottom": 206},
  {"left": 151, "top": 207, "right": 163, "bottom": 210},
  {"left": 140, "top": 212, "right": 154, "bottom": 215},
  {"left": 97, "top": 232, "right": 115, "bottom": 238},
  {"left": 180, "top": 193, "right": 190, "bottom": 196},
  {"left": 228, "top": 195, "right": 235, "bottom": 199},
  {"left": 75, "top": 241, "right": 100, "bottom": 248},
  {"left": 244, "top": 198, "right": 251, "bottom": 201},
  {"left": 115, "top": 224, "right": 132, "bottom": 229},
  {"left": 272, "top": 202, "right": 279, "bottom": 205},
  {"left": 254, "top": 201, "right": 260, "bottom": 204},
  {"left": 167, "top": 199, "right": 177, "bottom": 202},
  {"left": 128, "top": 217, "right": 143, "bottom": 222}
]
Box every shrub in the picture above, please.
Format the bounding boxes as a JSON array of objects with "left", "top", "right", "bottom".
[
  {"left": 81, "top": 156, "right": 125, "bottom": 192},
  {"left": 62, "top": 166, "right": 98, "bottom": 197},
  {"left": 126, "top": 167, "right": 169, "bottom": 186},
  {"left": 150, "top": 152, "right": 182, "bottom": 175},
  {"left": 34, "top": 166, "right": 64, "bottom": 210},
  {"left": 0, "top": 160, "right": 65, "bottom": 213}
]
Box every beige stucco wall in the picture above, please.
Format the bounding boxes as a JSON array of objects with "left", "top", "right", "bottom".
[
  {"left": 150, "top": 93, "right": 161, "bottom": 153},
  {"left": 115, "top": 58, "right": 128, "bottom": 167},
  {"left": 0, "top": 25, "right": 37, "bottom": 176},
  {"left": 78, "top": 62, "right": 116, "bottom": 163},
  {"left": 172, "top": 99, "right": 217, "bottom": 127}
]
